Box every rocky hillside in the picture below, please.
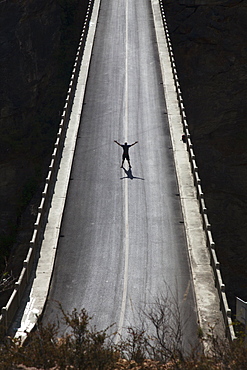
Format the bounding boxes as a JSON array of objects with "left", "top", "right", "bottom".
[
  {"left": 0, "top": 0, "right": 89, "bottom": 302},
  {"left": 163, "top": 0, "right": 247, "bottom": 312}
]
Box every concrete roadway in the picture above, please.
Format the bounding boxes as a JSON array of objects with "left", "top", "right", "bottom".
[{"left": 43, "top": 0, "right": 198, "bottom": 349}]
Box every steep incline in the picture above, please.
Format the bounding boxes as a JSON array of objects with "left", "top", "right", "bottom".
[{"left": 43, "top": 0, "right": 198, "bottom": 349}]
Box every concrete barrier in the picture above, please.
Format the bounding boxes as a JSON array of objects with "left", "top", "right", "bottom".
[
  {"left": 0, "top": 0, "right": 95, "bottom": 337},
  {"left": 158, "top": 0, "right": 236, "bottom": 342}
]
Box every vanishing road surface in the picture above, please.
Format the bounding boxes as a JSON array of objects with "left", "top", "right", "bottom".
[{"left": 43, "top": 0, "right": 198, "bottom": 349}]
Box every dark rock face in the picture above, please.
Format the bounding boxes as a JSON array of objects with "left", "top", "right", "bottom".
[
  {"left": 0, "top": 0, "right": 61, "bottom": 153},
  {"left": 0, "top": 1, "right": 61, "bottom": 255},
  {"left": 163, "top": 0, "right": 247, "bottom": 311},
  {"left": 0, "top": 0, "right": 88, "bottom": 301}
]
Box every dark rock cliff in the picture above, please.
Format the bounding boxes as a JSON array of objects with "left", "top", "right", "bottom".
[
  {"left": 163, "top": 0, "right": 247, "bottom": 313},
  {"left": 0, "top": 0, "right": 89, "bottom": 302},
  {"left": 0, "top": 0, "right": 60, "bottom": 264}
]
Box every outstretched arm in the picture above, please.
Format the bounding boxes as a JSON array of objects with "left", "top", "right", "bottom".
[
  {"left": 130, "top": 141, "right": 138, "bottom": 147},
  {"left": 114, "top": 140, "right": 122, "bottom": 146}
]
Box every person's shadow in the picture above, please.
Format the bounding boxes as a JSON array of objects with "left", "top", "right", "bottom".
[{"left": 120, "top": 167, "right": 145, "bottom": 180}]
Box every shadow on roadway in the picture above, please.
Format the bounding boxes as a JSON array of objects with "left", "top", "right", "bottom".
[{"left": 120, "top": 167, "right": 145, "bottom": 180}]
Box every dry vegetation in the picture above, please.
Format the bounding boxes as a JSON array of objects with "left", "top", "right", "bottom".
[{"left": 0, "top": 298, "right": 247, "bottom": 369}]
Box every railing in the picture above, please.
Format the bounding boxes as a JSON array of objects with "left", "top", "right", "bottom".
[
  {"left": 158, "top": 0, "right": 236, "bottom": 342},
  {"left": 0, "top": 0, "right": 95, "bottom": 336}
]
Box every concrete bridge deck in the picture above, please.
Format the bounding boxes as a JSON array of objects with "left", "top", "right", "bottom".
[{"left": 12, "top": 0, "right": 227, "bottom": 349}]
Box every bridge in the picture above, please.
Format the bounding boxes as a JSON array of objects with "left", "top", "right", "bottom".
[{"left": 1, "top": 0, "right": 235, "bottom": 349}]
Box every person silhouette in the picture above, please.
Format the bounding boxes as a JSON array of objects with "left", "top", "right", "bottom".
[{"left": 114, "top": 140, "right": 138, "bottom": 168}]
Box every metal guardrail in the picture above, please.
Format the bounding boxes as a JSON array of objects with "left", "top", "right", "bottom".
[
  {"left": 158, "top": 0, "right": 236, "bottom": 342},
  {"left": 0, "top": 0, "right": 95, "bottom": 336}
]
